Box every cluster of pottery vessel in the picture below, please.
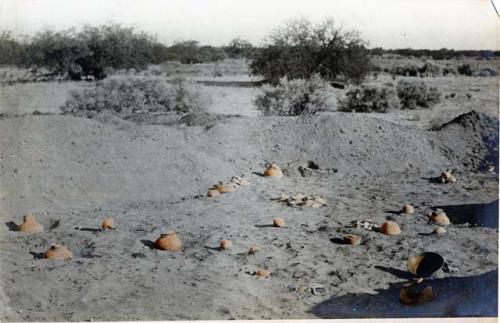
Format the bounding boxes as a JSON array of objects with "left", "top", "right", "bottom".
[
  {"left": 207, "top": 176, "right": 250, "bottom": 198},
  {"left": 12, "top": 166, "right": 457, "bottom": 291}
]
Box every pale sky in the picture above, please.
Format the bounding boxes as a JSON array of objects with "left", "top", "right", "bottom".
[{"left": 0, "top": 0, "right": 498, "bottom": 49}]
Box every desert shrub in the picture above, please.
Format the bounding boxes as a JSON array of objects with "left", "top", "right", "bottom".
[
  {"left": 419, "top": 61, "right": 443, "bottom": 77},
  {"left": 475, "top": 68, "right": 497, "bottom": 77},
  {"left": 254, "top": 74, "right": 336, "bottom": 116},
  {"left": 389, "top": 64, "right": 420, "bottom": 77},
  {"left": 396, "top": 80, "right": 441, "bottom": 109},
  {"left": 61, "top": 77, "right": 206, "bottom": 118},
  {"left": 250, "top": 18, "right": 370, "bottom": 84},
  {"left": 339, "top": 83, "right": 400, "bottom": 113},
  {"left": 441, "top": 65, "right": 457, "bottom": 76},
  {"left": 457, "top": 63, "right": 473, "bottom": 76}
]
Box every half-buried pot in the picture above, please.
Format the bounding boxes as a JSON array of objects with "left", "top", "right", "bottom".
[
  {"left": 44, "top": 244, "right": 72, "bottom": 260},
  {"left": 407, "top": 252, "right": 444, "bottom": 278},
  {"left": 400, "top": 284, "right": 434, "bottom": 306},
  {"left": 18, "top": 214, "right": 44, "bottom": 233}
]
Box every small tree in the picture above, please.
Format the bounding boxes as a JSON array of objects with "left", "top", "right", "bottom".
[
  {"left": 249, "top": 18, "right": 370, "bottom": 84},
  {"left": 224, "top": 37, "right": 254, "bottom": 58},
  {"left": 25, "top": 28, "right": 88, "bottom": 76},
  {"left": 75, "top": 24, "right": 156, "bottom": 79},
  {"left": 168, "top": 40, "right": 203, "bottom": 64},
  {"left": 24, "top": 24, "right": 157, "bottom": 80}
]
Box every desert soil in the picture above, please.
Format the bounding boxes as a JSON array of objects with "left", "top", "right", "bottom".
[{"left": 0, "top": 75, "right": 498, "bottom": 320}]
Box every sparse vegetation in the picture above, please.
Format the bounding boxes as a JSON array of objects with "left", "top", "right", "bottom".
[
  {"left": 339, "top": 83, "right": 400, "bottom": 113},
  {"left": 249, "top": 18, "right": 370, "bottom": 84},
  {"left": 254, "top": 74, "right": 335, "bottom": 116},
  {"left": 61, "top": 76, "right": 206, "bottom": 118},
  {"left": 457, "top": 63, "right": 473, "bottom": 76},
  {"left": 396, "top": 79, "right": 441, "bottom": 109}
]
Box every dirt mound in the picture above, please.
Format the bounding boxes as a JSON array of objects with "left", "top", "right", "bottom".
[
  {"left": 435, "top": 110, "right": 499, "bottom": 170},
  {"left": 0, "top": 112, "right": 495, "bottom": 217}
]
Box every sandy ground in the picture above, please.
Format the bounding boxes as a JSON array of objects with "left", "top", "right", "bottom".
[
  {"left": 0, "top": 109, "right": 497, "bottom": 320},
  {"left": 0, "top": 68, "right": 498, "bottom": 320}
]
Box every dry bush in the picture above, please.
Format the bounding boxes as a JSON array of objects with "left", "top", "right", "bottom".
[
  {"left": 61, "top": 76, "right": 206, "bottom": 118},
  {"left": 396, "top": 79, "right": 441, "bottom": 109},
  {"left": 419, "top": 61, "right": 444, "bottom": 77},
  {"left": 254, "top": 75, "right": 336, "bottom": 116},
  {"left": 389, "top": 64, "right": 420, "bottom": 77},
  {"left": 457, "top": 63, "right": 473, "bottom": 76},
  {"left": 339, "top": 83, "right": 400, "bottom": 113}
]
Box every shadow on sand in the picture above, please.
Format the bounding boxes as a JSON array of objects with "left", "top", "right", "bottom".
[
  {"left": 434, "top": 199, "right": 498, "bottom": 228},
  {"left": 311, "top": 270, "right": 497, "bottom": 318},
  {"left": 5, "top": 221, "right": 18, "bottom": 231},
  {"left": 140, "top": 240, "right": 155, "bottom": 249},
  {"left": 29, "top": 251, "right": 45, "bottom": 260},
  {"left": 75, "top": 227, "right": 101, "bottom": 233},
  {"left": 374, "top": 266, "right": 414, "bottom": 280},
  {"left": 421, "top": 176, "right": 442, "bottom": 184},
  {"left": 254, "top": 224, "right": 278, "bottom": 228}
]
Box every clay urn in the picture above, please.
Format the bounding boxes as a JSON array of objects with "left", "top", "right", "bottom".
[
  {"left": 407, "top": 252, "right": 444, "bottom": 277},
  {"left": 44, "top": 244, "right": 72, "bottom": 260},
  {"left": 401, "top": 204, "right": 415, "bottom": 214},
  {"left": 248, "top": 245, "right": 261, "bottom": 255},
  {"left": 154, "top": 231, "right": 182, "bottom": 251},
  {"left": 255, "top": 270, "right": 270, "bottom": 278},
  {"left": 433, "top": 227, "right": 447, "bottom": 234},
  {"left": 439, "top": 169, "right": 456, "bottom": 183},
  {"left": 219, "top": 239, "right": 232, "bottom": 250},
  {"left": 343, "top": 234, "right": 362, "bottom": 245},
  {"left": 273, "top": 218, "right": 285, "bottom": 228},
  {"left": 380, "top": 221, "right": 401, "bottom": 235},
  {"left": 429, "top": 210, "right": 450, "bottom": 225},
  {"left": 263, "top": 164, "right": 283, "bottom": 178},
  {"left": 400, "top": 285, "right": 434, "bottom": 306},
  {"left": 101, "top": 218, "right": 114, "bottom": 230},
  {"left": 215, "top": 182, "right": 235, "bottom": 194},
  {"left": 207, "top": 188, "right": 220, "bottom": 198},
  {"left": 18, "top": 214, "right": 43, "bottom": 233}
]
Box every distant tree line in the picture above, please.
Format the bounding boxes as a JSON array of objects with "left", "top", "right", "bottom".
[
  {"left": 370, "top": 47, "right": 499, "bottom": 60},
  {"left": 0, "top": 24, "right": 255, "bottom": 80},
  {"left": 0, "top": 22, "right": 497, "bottom": 82}
]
